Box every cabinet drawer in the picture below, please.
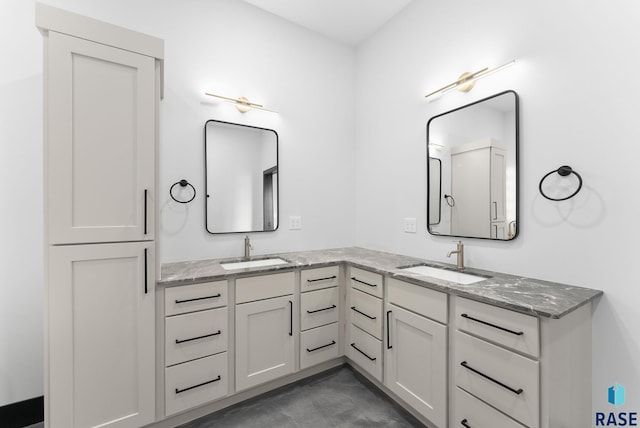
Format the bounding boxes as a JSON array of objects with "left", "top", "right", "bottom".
[
  {"left": 455, "top": 387, "right": 526, "bottom": 428},
  {"left": 387, "top": 277, "right": 448, "bottom": 324},
  {"left": 236, "top": 272, "right": 295, "bottom": 304},
  {"left": 165, "top": 353, "right": 228, "bottom": 417},
  {"left": 347, "top": 324, "right": 382, "bottom": 382},
  {"left": 349, "top": 288, "right": 383, "bottom": 339},
  {"left": 455, "top": 331, "right": 539, "bottom": 428},
  {"left": 165, "top": 281, "right": 227, "bottom": 316},
  {"left": 165, "top": 307, "right": 228, "bottom": 366},
  {"left": 349, "top": 267, "right": 383, "bottom": 298},
  {"left": 301, "top": 266, "right": 340, "bottom": 292},
  {"left": 456, "top": 297, "right": 539, "bottom": 358},
  {"left": 300, "top": 323, "right": 340, "bottom": 370},
  {"left": 301, "top": 287, "right": 339, "bottom": 331}
]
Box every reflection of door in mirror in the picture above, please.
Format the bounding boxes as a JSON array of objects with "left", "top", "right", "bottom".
[
  {"left": 428, "top": 158, "right": 442, "bottom": 226},
  {"left": 205, "top": 120, "right": 278, "bottom": 234},
  {"left": 427, "top": 90, "right": 518, "bottom": 241}
]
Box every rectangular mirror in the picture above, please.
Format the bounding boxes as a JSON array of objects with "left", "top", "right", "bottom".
[
  {"left": 427, "top": 90, "right": 519, "bottom": 240},
  {"left": 205, "top": 120, "right": 278, "bottom": 234}
]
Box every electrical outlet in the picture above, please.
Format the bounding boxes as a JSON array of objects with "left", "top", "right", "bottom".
[
  {"left": 404, "top": 218, "right": 417, "bottom": 233},
  {"left": 289, "top": 216, "right": 302, "bottom": 230}
]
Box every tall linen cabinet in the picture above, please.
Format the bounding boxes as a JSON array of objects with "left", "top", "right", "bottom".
[{"left": 37, "top": 5, "right": 164, "bottom": 428}]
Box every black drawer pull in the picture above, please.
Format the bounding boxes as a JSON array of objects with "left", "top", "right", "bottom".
[
  {"left": 351, "top": 306, "right": 376, "bottom": 320},
  {"left": 460, "top": 313, "right": 524, "bottom": 336},
  {"left": 144, "top": 189, "right": 148, "bottom": 235},
  {"left": 350, "top": 343, "right": 376, "bottom": 361},
  {"left": 175, "top": 293, "right": 222, "bottom": 304},
  {"left": 143, "top": 248, "right": 148, "bottom": 294},
  {"left": 307, "top": 275, "right": 337, "bottom": 283},
  {"left": 461, "top": 419, "right": 472, "bottom": 428},
  {"left": 175, "top": 330, "right": 221, "bottom": 344},
  {"left": 289, "top": 300, "right": 293, "bottom": 336},
  {"left": 460, "top": 361, "right": 523, "bottom": 395},
  {"left": 306, "top": 304, "right": 336, "bottom": 314},
  {"left": 386, "top": 310, "right": 393, "bottom": 349},
  {"left": 306, "top": 340, "right": 336, "bottom": 353},
  {"left": 175, "top": 375, "right": 221, "bottom": 394},
  {"left": 351, "top": 277, "right": 377, "bottom": 287}
]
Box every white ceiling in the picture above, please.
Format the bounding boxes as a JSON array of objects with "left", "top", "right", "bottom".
[{"left": 243, "top": 0, "right": 413, "bottom": 46}]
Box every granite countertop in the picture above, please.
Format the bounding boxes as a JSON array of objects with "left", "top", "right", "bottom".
[{"left": 159, "top": 247, "right": 602, "bottom": 319}]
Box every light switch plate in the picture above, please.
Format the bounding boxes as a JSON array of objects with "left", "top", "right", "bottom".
[
  {"left": 404, "top": 218, "right": 417, "bottom": 233},
  {"left": 289, "top": 216, "right": 302, "bottom": 230}
]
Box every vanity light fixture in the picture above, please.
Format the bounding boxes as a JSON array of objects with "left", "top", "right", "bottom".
[
  {"left": 424, "top": 60, "right": 515, "bottom": 100},
  {"left": 204, "top": 92, "right": 278, "bottom": 113}
]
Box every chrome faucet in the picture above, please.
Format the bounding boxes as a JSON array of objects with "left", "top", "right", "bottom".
[
  {"left": 447, "top": 241, "right": 464, "bottom": 269},
  {"left": 244, "top": 235, "right": 253, "bottom": 260}
]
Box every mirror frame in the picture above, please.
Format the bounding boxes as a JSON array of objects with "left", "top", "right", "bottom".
[
  {"left": 204, "top": 119, "right": 279, "bottom": 235},
  {"left": 426, "top": 90, "right": 519, "bottom": 241}
]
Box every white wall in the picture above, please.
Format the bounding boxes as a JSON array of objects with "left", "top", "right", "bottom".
[
  {"left": 0, "top": 0, "right": 355, "bottom": 407},
  {"left": 355, "top": 0, "right": 640, "bottom": 412}
]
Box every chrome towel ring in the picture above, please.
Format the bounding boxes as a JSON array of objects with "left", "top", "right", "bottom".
[{"left": 538, "top": 165, "right": 582, "bottom": 201}]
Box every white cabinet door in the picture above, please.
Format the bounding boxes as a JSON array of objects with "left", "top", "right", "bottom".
[
  {"left": 48, "top": 242, "right": 155, "bottom": 428},
  {"left": 385, "top": 304, "right": 447, "bottom": 428},
  {"left": 46, "top": 31, "right": 155, "bottom": 244},
  {"left": 235, "top": 295, "right": 295, "bottom": 391}
]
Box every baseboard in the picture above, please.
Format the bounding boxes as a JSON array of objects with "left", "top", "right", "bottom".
[{"left": 0, "top": 396, "right": 44, "bottom": 428}]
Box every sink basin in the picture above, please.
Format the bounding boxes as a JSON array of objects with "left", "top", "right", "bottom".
[
  {"left": 398, "top": 264, "right": 488, "bottom": 285},
  {"left": 221, "top": 257, "right": 289, "bottom": 270}
]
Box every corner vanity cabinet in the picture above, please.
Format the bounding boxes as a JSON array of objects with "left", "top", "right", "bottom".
[
  {"left": 156, "top": 252, "right": 597, "bottom": 428},
  {"left": 38, "top": 4, "right": 163, "bottom": 428}
]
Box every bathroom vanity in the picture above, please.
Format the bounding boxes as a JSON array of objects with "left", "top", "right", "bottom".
[{"left": 156, "top": 248, "right": 601, "bottom": 428}]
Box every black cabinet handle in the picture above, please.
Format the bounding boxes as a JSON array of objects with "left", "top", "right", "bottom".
[
  {"left": 386, "top": 310, "right": 393, "bottom": 349},
  {"left": 307, "top": 276, "right": 337, "bottom": 282},
  {"left": 350, "top": 343, "right": 376, "bottom": 361},
  {"left": 143, "top": 248, "right": 148, "bottom": 294},
  {"left": 144, "top": 189, "right": 148, "bottom": 235},
  {"left": 351, "top": 306, "right": 376, "bottom": 320},
  {"left": 460, "top": 361, "right": 523, "bottom": 395},
  {"left": 461, "top": 313, "right": 524, "bottom": 336},
  {"left": 175, "top": 294, "right": 222, "bottom": 304},
  {"left": 306, "top": 340, "right": 336, "bottom": 353},
  {"left": 461, "top": 419, "right": 472, "bottom": 428},
  {"left": 175, "top": 330, "right": 221, "bottom": 344},
  {"left": 351, "top": 277, "right": 377, "bottom": 287},
  {"left": 307, "top": 304, "right": 336, "bottom": 314},
  {"left": 289, "top": 300, "right": 293, "bottom": 336},
  {"left": 175, "top": 375, "right": 221, "bottom": 394}
]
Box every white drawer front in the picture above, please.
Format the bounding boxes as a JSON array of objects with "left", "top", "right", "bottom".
[
  {"left": 235, "top": 272, "right": 295, "bottom": 304},
  {"left": 300, "top": 323, "right": 340, "bottom": 369},
  {"left": 456, "top": 297, "right": 539, "bottom": 358},
  {"left": 455, "top": 331, "right": 539, "bottom": 428},
  {"left": 347, "top": 324, "right": 382, "bottom": 382},
  {"left": 455, "top": 387, "right": 526, "bottom": 428},
  {"left": 165, "top": 307, "right": 228, "bottom": 366},
  {"left": 165, "top": 353, "right": 228, "bottom": 417},
  {"left": 165, "top": 281, "right": 227, "bottom": 316},
  {"left": 349, "top": 267, "right": 383, "bottom": 298},
  {"left": 301, "top": 266, "right": 340, "bottom": 292},
  {"left": 349, "top": 288, "right": 383, "bottom": 339},
  {"left": 301, "top": 287, "right": 339, "bottom": 331},
  {"left": 387, "top": 277, "right": 448, "bottom": 324}
]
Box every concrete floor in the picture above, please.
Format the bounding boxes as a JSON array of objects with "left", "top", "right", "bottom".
[{"left": 180, "top": 366, "right": 425, "bottom": 428}]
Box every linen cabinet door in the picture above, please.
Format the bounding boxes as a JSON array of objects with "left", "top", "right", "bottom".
[
  {"left": 48, "top": 242, "right": 155, "bottom": 428},
  {"left": 385, "top": 304, "right": 447, "bottom": 428},
  {"left": 46, "top": 31, "right": 155, "bottom": 244},
  {"left": 235, "top": 295, "right": 295, "bottom": 391}
]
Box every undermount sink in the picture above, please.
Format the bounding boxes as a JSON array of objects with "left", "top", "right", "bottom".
[
  {"left": 398, "top": 264, "right": 488, "bottom": 285},
  {"left": 221, "top": 257, "right": 289, "bottom": 270}
]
